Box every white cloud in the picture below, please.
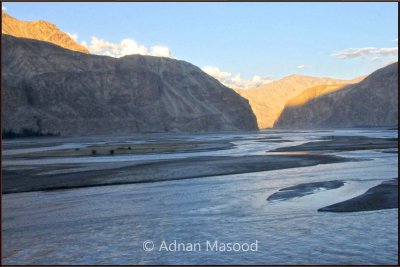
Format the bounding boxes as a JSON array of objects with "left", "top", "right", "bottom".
[
  {"left": 202, "top": 65, "right": 273, "bottom": 89},
  {"left": 231, "top": 74, "right": 242, "bottom": 84},
  {"left": 2, "top": 4, "right": 6, "bottom": 11},
  {"left": 297, "top": 64, "right": 305, "bottom": 69},
  {"left": 66, "top": 32, "right": 79, "bottom": 41},
  {"left": 332, "top": 47, "right": 398, "bottom": 59},
  {"left": 79, "top": 36, "right": 173, "bottom": 58},
  {"left": 150, "top": 45, "right": 172, "bottom": 57},
  {"left": 81, "top": 37, "right": 148, "bottom": 57},
  {"left": 394, "top": 38, "right": 398, "bottom": 42},
  {"left": 231, "top": 74, "right": 273, "bottom": 89},
  {"left": 202, "top": 66, "right": 232, "bottom": 81}
]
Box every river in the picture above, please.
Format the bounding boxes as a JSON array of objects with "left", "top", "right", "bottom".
[{"left": 2, "top": 129, "right": 398, "bottom": 264}]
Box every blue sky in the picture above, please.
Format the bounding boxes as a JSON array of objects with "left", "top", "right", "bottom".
[{"left": 2, "top": 2, "right": 398, "bottom": 87}]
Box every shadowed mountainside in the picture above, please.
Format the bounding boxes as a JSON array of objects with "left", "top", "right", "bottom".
[
  {"left": 283, "top": 83, "right": 351, "bottom": 108},
  {"left": 2, "top": 11, "right": 89, "bottom": 54},
  {"left": 275, "top": 63, "right": 398, "bottom": 129},
  {"left": 2, "top": 35, "right": 258, "bottom": 135},
  {"left": 234, "top": 75, "right": 363, "bottom": 128}
]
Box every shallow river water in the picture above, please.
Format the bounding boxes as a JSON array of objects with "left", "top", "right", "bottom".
[{"left": 2, "top": 129, "right": 398, "bottom": 264}]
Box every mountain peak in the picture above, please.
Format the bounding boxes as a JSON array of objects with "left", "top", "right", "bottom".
[
  {"left": 1, "top": 11, "right": 89, "bottom": 54},
  {"left": 235, "top": 73, "right": 362, "bottom": 128},
  {"left": 275, "top": 63, "right": 398, "bottom": 128}
]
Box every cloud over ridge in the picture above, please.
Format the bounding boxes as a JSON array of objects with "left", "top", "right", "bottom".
[
  {"left": 63, "top": 35, "right": 270, "bottom": 89},
  {"left": 70, "top": 35, "right": 173, "bottom": 58},
  {"left": 202, "top": 66, "right": 272, "bottom": 89}
]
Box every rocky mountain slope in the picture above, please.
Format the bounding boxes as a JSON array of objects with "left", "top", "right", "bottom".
[
  {"left": 275, "top": 63, "right": 398, "bottom": 128},
  {"left": 234, "top": 75, "right": 361, "bottom": 128},
  {"left": 2, "top": 11, "right": 89, "bottom": 54},
  {"left": 284, "top": 83, "right": 350, "bottom": 107},
  {"left": 2, "top": 35, "right": 258, "bottom": 135}
]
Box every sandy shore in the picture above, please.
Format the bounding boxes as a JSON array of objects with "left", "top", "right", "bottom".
[
  {"left": 267, "top": 180, "right": 344, "bottom": 201},
  {"left": 2, "top": 153, "right": 349, "bottom": 194},
  {"left": 271, "top": 136, "right": 398, "bottom": 152},
  {"left": 7, "top": 140, "right": 234, "bottom": 158},
  {"left": 267, "top": 178, "right": 398, "bottom": 212},
  {"left": 318, "top": 178, "right": 398, "bottom": 212}
]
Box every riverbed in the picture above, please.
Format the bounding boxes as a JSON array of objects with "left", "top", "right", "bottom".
[{"left": 2, "top": 129, "right": 398, "bottom": 264}]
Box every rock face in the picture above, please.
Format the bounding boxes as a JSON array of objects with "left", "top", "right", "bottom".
[
  {"left": 275, "top": 63, "right": 398, "bottom": 129},
  {"left": 2, "top": 11, "right": 89, "bottom": 54},
  {"left": 2, "top": 35, "right": 258, "bottom": 135},
  {"left": 234, "top": 75, "right": 360, "bottom": 128}
]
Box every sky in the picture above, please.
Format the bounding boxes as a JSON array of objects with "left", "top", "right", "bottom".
[{"left": 2, "top": 2, "right": 398, "bottom": 88}]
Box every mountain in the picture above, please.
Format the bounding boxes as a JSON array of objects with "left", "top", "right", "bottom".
[
  {"left": 284, "top": 82, "right": 361, "bottom": 108},
  {"left": 275, "top": 63, "right": 398, "bottom": 129},
  {"left": 2, "top": 35, "right": 258, "bottom": 135},
  {"left": 234, "top": 75, "right": 361, "bottom": 128},
  {"left": 1, "top": 11, "right": 89, "bottom": 54}
]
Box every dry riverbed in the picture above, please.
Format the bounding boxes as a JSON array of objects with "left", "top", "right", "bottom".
[
  {"left": 271, "top": 135, "right": 398, "bottom": 152},
  {"left": 8, "top": 140, "right": 234, "bottom": 158},
  {"left": 2, "top": 134, "right": 398, "bottom": 213},
  {"left": 3, "top": 153, "right": 349, "bottom": 193},
  {"left": 318, "top": 178, "right": 398, "bottom": 212}
]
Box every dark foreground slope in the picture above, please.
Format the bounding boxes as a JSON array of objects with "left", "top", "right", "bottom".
[
  {"left": 2, "top": 35, "right": 258, "bottom": 135},
  {"left": 275, "top": 63, "right": 398, "bottom": 129}
]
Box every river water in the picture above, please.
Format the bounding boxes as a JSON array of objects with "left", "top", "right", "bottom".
[{"left": 2, "top": 129, "right": 398, "bottom": 264}]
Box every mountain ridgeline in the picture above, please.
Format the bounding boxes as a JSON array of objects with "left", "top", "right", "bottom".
[
  {"left": 1, "top": 11, "right": 397, "bottom": 135},
  {"left": 2, "top": 11, "right": 89, "bottom": 54},
  {"left": 234, "top": 75, "right": 363, "bottom": 129},
  {"left": 275, "top": 63, "right": 398, "bottom": 129},
  {"left": 2, "top": 35, "right": 258, "bottom": 136}
]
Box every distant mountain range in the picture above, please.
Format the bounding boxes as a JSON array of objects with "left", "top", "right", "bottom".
[
  {"left": 2, "top": 11, "right": 89, "bottom": 54},
  {"left": 234, "top": 75, "right": 364, "bottom": 128},
  {"left": 275, "top": 62, "right": 398, "bottom": 129},
  {"left": 1, "top": 12, "right": 397, "bottom": 135}
]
